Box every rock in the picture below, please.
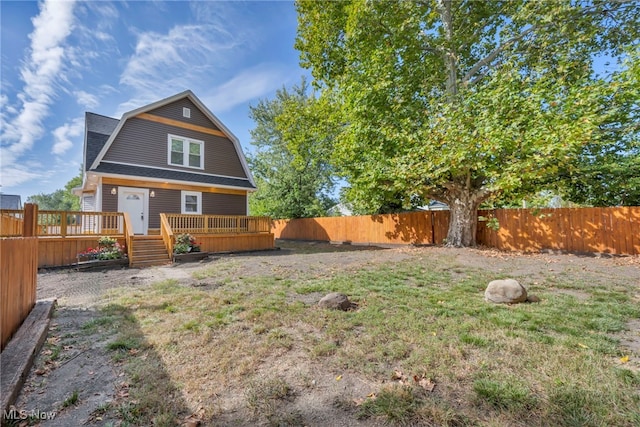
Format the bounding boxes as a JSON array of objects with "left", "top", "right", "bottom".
[
  {"left": 484, "top": 279, "right": 528, "bottom": 304},
  {"left": 526, "top": 294, "right": 540, "bottom": 303},
  {"left": 318, "top": 292, "right": 352, "bottom": 311}
]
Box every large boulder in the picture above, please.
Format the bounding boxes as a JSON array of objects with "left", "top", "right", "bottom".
[
  {"left": 318, "top": 292, "right": 352, "bottom": 311},
  {"left": 485, "top": 279, "right": 528, "bottom": 304}
]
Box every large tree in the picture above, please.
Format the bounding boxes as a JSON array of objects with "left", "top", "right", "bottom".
[
  {"left": 295, "top": 0, "right": 639, "bottom": 246},
  {"left": 27, "top": 170, "right": 82, "bottom": 210},
  {"left": 248, "top": 79, "right": 336, "bottom": 219}
]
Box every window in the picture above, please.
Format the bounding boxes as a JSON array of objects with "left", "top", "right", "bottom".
[
  {"left": 168, "top": 135, "right": 204, "bottom": 169},
  {"left": 183, "top": 107, "right": 191, "bottom": 118},
  {"left": 181, "top": 191, "right": 202, "bottom": 214}
]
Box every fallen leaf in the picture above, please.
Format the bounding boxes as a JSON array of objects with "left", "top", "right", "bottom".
[
  {"left": 335, "top": 375, "right": 342, "bottom": 381},
  {"left": 577, "top": 343, "right": 589, "bottom": 349},
  {"left": 416, "top": 376, "right": 436, "bottom": 392},
  {"left": 35, "top": 369, "right": 47, "bottom": 376},
  {"left": 619, "top": 355, "right": 630, "bottom": 364},
  {"left": 392, "top": 370, "right": 404, "bottom": 380}
]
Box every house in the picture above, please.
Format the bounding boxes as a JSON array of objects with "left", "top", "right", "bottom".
[
  {"left": 0, "top": 194, "right": 22, "bottom": 210},
  {"left": 75, "top": 90, "right": 256, "bottom": 235},
  {"left": 416, "top": 200, "right": 449, "bottom": 211}
]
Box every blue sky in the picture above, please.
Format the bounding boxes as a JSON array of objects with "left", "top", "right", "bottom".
[{"left": 1, "top": 0, "right": 307, "bottom": 200}]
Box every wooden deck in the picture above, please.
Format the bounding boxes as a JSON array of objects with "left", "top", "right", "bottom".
[{"left": 2, "top": 208, "right": 274, "bottom": 269}]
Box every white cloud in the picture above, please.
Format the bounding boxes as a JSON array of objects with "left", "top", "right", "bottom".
[
  {"left": 116, "top": 21, "right": 245, "bottom": 116},
  {"left": 205, "top": 64, "right": 290, "bottom": 112},
  {"left": 0, "top": 0, "right": 76, "bottom": 156},
  {"left": 52, "top": 117, "right": 84, "bottom": 155},
  {"left": 0, "top": 164, "right": 44, "bottom": 188},
  {"left": 74, "top": 90, "right": 99, "bottom": 109}
]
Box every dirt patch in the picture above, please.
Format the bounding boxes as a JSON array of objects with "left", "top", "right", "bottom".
[
  {"left": 12, "top": 240, "right": 640, "bottom": 426},
  {"left": 12, "top": 308, "right": 121, "bottom": 426}
]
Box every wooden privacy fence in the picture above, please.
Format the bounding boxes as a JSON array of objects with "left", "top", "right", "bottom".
[
  {"left": 1, "top": 237, "right": 38, "bottom": 351},
  {"left": 476, "top": 207, "right": 640, "bottom": 255},
  {"left": 272, "top": 207, "right": 640, "bottom": 255},
  {"left": 273, "top": 211, "right": 450, "bottom": 246}
]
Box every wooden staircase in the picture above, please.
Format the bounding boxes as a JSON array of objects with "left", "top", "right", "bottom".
[{"left": 130, "top": 236, "right": 172, "bottom": 268}]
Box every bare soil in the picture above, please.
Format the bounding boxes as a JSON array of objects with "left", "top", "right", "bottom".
[{"left": 12, "top": 241, "right": 640, "bottom": 426}]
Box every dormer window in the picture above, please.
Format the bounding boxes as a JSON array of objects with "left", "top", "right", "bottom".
[
  {"left": 183, "top": 107, "right": 191, "bottom": 118},
  {"left": 168, "top": 134, "right": 204, "bottom": 169}
]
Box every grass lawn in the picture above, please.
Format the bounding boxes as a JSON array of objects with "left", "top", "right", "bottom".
[{"left": 86, "top": 243, "right": 639, "bottom": 426}]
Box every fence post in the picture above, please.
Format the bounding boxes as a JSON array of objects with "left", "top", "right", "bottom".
[
  {"left": 23, "top": 203, "right": 38, "bottom": 237},
  {"left": 60, "top": 211, "right": 67, "bottom": 237}
]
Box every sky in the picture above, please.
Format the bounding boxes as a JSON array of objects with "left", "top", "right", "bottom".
[{"left": 1, "top": 0, "right": 308, "bottom": 201}]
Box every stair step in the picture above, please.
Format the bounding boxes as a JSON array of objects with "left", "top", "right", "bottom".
[
  {"left": 127, "top": 236, "right": 173, "bottom": 268},
  {"left": 131, "top": 259, "right": 171, "bottom": 267}
]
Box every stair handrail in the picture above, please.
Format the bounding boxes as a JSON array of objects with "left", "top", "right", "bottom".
[
  {"left": 160, "top": 213, "right": 174, "bottom": 261},
  {"left": 122, "top": 212, "right": 134, "bottom": 267}
]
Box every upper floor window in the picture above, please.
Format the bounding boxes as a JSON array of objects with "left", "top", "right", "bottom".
[
  {"left": 183, "top": 107, "right": 191, "bottom": 118},
  {"left": 168, "top": 134, "right": 204, "bottom": 169}
]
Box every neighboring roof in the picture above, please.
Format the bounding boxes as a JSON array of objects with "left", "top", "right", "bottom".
[
  {"left": 328, "top": 203, "right": 353, "bottom": 216},
  {"left": 88, "top": 90, "right": 255, "bottom": 187},
  {"left": 94, "top": 162, "right": 256, "bottom": 190},
  {"left": 0, "top": 194, "right": 22, "bottom": 209},
  {"left": 85, "top": 113, "right": 119, "bottom": 171},
  {"left": 416, "top": 200, "right": 450, "bottom": 211}
]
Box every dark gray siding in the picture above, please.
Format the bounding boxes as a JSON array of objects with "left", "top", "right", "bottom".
[
  {"left": 102, "top": 185, "right": 247, "bottom": 228},
  {"left": 203, "top": 193, "right": 247, "bottom": 215},
  {"left": 148, "top": 188, "right": 181, "bottom": 228},
  {"left": 102, "top": 117, "right": 247, "bottom": 178},
  {"left": 102, "top": 186, "right": 118, "bottom": 212},
  {"left": 147, "top": 98, "right": 220, "bottom": 130}
]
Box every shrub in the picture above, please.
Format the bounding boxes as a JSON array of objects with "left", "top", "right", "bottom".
[
  {"left": 78, "top": 236, "right": 125, "bottom": 260},
  {"left": 174, "top": 233, "right": 201, "bottom": 254}
]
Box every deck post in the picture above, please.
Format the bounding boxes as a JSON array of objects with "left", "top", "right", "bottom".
[{"left": 22, "top": 203, "right": 38, "bottom": 237}]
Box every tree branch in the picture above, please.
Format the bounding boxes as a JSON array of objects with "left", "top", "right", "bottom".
[{"left": 462, "top": 26, "right": 536, "bottom": 85}]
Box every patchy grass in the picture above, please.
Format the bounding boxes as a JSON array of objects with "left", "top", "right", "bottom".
[
  {"left": 93, "top": 247, "right": 640, "bottom": 426},
  {"left": 61, "top": 390, "right": 79, "bottom": 408}
]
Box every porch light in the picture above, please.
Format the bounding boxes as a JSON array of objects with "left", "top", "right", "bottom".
[
  {"left": 111, "top": 187, "right": 117, "bottom": 195},
  {"left": 150, "top": 190, "right": 155, "bottom": 198}
]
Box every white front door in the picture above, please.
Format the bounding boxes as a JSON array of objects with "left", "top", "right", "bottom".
[{"left": 118, "top": 187, "right": 148, "bottom": 234}]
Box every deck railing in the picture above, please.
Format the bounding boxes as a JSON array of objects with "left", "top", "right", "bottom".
[
  {"left": 0, "top": 209, "right": 126, "bottom": 237},
  {"left": 160, "top": 213, "right": 174, "bottom": 256},
  {"left": 166, "top": 214, "right": 271, "bottom": 234}
]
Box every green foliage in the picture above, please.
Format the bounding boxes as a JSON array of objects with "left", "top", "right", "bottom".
[
  {"left": 27, "top": 169, "right": 82, "bottom": 210},
  {"left": 295, "top": 0, "right": 640, "bottom": 244},
  {"left": 78, "top": 236, "right": 124, "bottom": 260},
  {"left": 248, "top": 78, "right": 336, "bottom": 219},
  {"left": 174, "top": 233, "right": 200, "bottom": 254}
]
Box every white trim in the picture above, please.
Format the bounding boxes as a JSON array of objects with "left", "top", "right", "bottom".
[
  {"left": 89, "top": 90, "right": 256, "bottom": 187},
  {"left": 99, "top": 160, "right": 252, "bottom": 182},
  {"left": 181, "top": 190, "right": 202, "bottom": 214},
  {"left": 91, "top": 171, "right": 253, "bottom": 192},
  {"left": 167, "top": 134, "right": 204, "bottom": 170}
]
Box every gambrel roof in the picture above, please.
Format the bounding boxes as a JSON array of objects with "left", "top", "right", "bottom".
[{"left": 84, "top": 90, "right": 255, "bottom": 190}]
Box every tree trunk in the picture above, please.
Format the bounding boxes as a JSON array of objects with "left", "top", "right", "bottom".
[{"left": 442, "top": 185, "right": 488, "bottom": 247}]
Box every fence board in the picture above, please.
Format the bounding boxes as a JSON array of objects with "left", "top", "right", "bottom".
[
  {"left": 1, "top": 237, "right": 38, "bottom": 351},
  {"left": 272, "top": 207, "right": 640, "bottom": 255}
]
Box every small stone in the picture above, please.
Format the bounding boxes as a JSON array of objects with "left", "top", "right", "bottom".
[
  {"left": 318, "top": 292, "right": 352, "bottom": 311},
  {"left": 485, "top": 279, "right": 528, "bottom": 304}
]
